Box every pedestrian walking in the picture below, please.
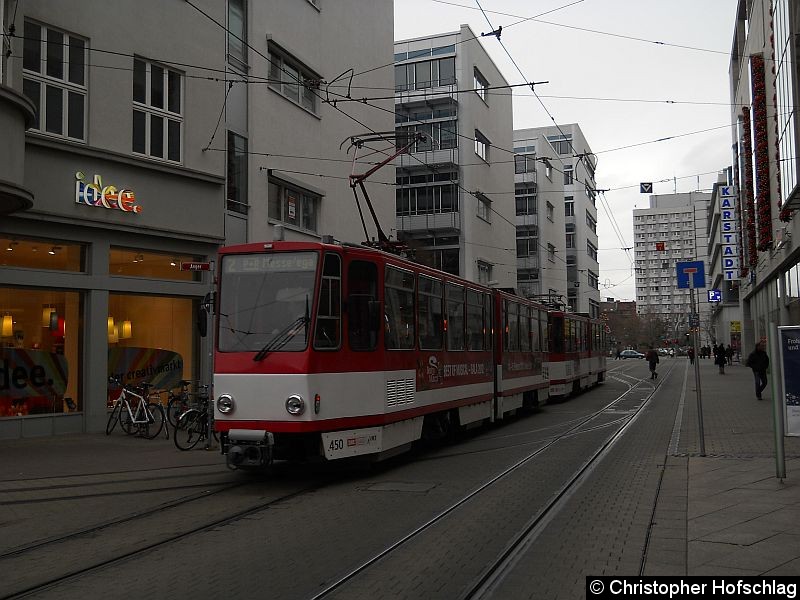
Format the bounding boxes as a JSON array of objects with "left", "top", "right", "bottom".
[
  {"left": 725, "top": 344, "right": 734, "bottom": 365},
  {"left": 714, "top": 343, "right": 726, "bottom": 374},
  {"left": 745, "top": 341, "right": 770, "bottom": 400},
  {"left": 615, "top": 346, "right": 621, "bottom": 360},
  {"left": 645, "top": 347, "right": 659, "bottom": 379},
  {"left": 687, "top": 347, "right": 695, "bottom": 365}
]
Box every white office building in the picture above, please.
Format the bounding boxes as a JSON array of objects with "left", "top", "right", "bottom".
[
  {"left": 394, "top": 25, "right": 516, "bottom": 287},
  {"left": 512, "top": 131, "right": 567, "bottom": 305}
]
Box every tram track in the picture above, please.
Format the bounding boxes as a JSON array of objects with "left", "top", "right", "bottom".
[
  {"left": 307, "top": 362, "right": 675, "bottom": 600},
  {"left": 1, "top": 475, "right": 335, "bottom": 600}
]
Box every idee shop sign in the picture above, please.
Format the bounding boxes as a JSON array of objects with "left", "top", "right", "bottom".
[{"left": 75, "top": 171, "right": 142, "bottom": 213}]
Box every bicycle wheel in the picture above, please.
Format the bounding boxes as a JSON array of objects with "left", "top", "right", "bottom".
[
  {"left": 141, "top": 403, "right": 165, "bottom": 439},
  {"left": 120, "top": 405, "right": 136, "bottom": 435},
  {"left": 167, "top": 396, "right": 189, "bottom": 428},
  {"left": 105, "top": 401, "right": 122, "bottom": 435},
  {"left": 174, "top": 409, "right": 204, "bottom": 450}
]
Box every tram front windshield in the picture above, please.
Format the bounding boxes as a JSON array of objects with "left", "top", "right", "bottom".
[{"left": 218, "top": 251, "right": 318, "bottom": 352}]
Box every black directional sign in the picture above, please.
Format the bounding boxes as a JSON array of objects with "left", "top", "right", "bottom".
[{"left": 640, "top": 182, "right": 653, "bottom": 193}]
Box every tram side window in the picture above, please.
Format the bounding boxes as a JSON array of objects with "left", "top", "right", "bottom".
[
  {"left": 540, "top": 314, "right": 548, "bottom": 352},
  {"left": 446, "top": 283, "right": 465, "bottom": 351},
  {"left": 505, "top": 301, "right": 519, "bottom": 351},
  {"left": 314, "top": 253, "right": 341, "bottom": 350},
  {"left": 519, "top": 305, "right": 531, "bottom": 352},
  {"left": 418, "top": 275, "right": 443, "bottom": 350},
  {"left": 466, "top": 290, "right": 484, "bottom": 351},
  {"left": 385, "top": 266, "right": 415, "bottom": 350},
  {"left": 531, "top": 308, "right": 541, "bottom": 351},
  {"left": 484, "top": 293, "right": 493, "bottom": 350},
  {"left": 348, "top": 260, "right": 378, "bottom": 351},
  {"left": 550, "top": 315, "right": 564, "bottom": 354}
]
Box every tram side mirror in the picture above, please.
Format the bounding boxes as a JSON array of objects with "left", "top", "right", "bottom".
[{"left": 196, "top": 293, "right": 211, "bottom": 338}]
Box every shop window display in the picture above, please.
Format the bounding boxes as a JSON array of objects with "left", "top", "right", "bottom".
[
  {"left": 107, "top": 294, "right": 195, "bottom": 393},
  {"left": 110, "top": 247, "right": 202, "bottom": 281},
  {"left": 0, "top": 288, "right": 82, "bottom": 417}
]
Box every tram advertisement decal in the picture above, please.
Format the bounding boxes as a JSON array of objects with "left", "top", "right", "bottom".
[
  {"left": 417, "top": 355, "right": 491, "bottom": 389},
  {"left": 0, "top": 349, "right": 68, "bottom": 416},
  {"left": 108, "top": 347, "right": 184, "bottom": 391},
  {"left": 778, "top": 327, "right": 800, "bottom": 437}
]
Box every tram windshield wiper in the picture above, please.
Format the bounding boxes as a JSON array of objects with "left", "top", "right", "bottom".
[{"left": 253, "top": 297, "right": 310, "bottom": 362}]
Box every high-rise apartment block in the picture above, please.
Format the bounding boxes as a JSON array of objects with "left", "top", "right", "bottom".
[{"left": 633, "top": 193, "right": 712, "bottom": 344}]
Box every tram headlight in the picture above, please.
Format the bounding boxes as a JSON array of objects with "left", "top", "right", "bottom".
[
  {"left": 286, "top": 394, "right": 305, "bottom": 415},
  {"left": 217, "top": 394, "right": 235, "bottom": 414}
]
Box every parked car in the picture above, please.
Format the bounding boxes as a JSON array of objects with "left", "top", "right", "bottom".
[{"left": 620, "top": 349, "right": 645, "bottom": 359}]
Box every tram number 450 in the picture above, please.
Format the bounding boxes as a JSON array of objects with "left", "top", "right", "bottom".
[{"left": 329, "top": 438, "right": 345, "bottom": 451}]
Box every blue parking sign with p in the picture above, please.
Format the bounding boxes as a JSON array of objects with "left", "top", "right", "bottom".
[{"left": 676, "top": 261, "right": 706, "bottom": 289}]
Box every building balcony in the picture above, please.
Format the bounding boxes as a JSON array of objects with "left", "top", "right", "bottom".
[
  {"left": 397, "top": 211, "right": 461, "bottom": 233},
  {"left": 396, "top": 148, "right": 459, "bottom": 169},
  {"left": 0, "top": 85, "right": 36, "bottom": 214},
  {"left": 395, "top": 83, "right": 459, "bottom": 107}
]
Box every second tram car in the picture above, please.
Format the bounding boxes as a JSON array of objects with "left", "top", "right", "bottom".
[
  {"left": 546, "top": 311, "right": 607, "bottom": 398},
  {"left": 211, "top": 240, "right": 606, "bottom": 468}
]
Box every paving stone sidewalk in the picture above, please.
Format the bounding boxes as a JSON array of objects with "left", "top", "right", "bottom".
[{"left": 646, "top": 358, "right": 800, "bottom": 576}]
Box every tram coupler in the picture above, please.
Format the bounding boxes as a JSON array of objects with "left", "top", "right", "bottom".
[{"left": 225, "top": 429, "right": 274, "bottom": 470}]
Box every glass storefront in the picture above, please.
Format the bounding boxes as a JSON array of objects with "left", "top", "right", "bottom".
[
  {"left": 0, "top": 287, "right": 82, "bottom": 417},
  {"left": 107, "top": 294, "right": 196, "bottom": 391}
]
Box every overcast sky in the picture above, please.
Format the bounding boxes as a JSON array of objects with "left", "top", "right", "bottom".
[{"left": 394, "top": 0, "right": 737, "bottom": 301}]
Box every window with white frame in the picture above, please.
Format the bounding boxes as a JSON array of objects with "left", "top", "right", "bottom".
[
  {"left": 473, "top": 67, "right": 489, "bottom": 101},
  {"left": 268, "top": 178, "right": 321, "bottom": 232},
  {"left": 132, "top": 57, "right": 183, "bottom": 162},
  {"left": 546, "top": 201, "right": 554, "bottom": 222},
  {"left": 547, "top": 243, "right": 556, "bottom": 262},
  {"left": 516, "top": 225, "right": 538, "bottom": 257},
  {"left": 228, "top": 0, "right": 247, "bottom": 69},
  {"left": 563, "top": 164, "right": 573, "bottom": 185},
  {"left": 515, "top": 183, "right": 537, "bottom": 215},
  {"left": 23, "top": 20, "right": 87, "bottom": 141},
  {"left": 588, "top": 269, "right": 599, "bottom": 290},
  {"left": 476, "top": 193, "right": 491, "bottom": 222},
  {"left": 477, "top": 261, "right": 492, "bottom": 285},
  {"left": 474, "top": 129, "right": 490, "bottom": 161},
  {"left": 268, "top": 48, "right": 319, "bottom": 113},
  {"left": 514, "top": 153, "right": 536, "bottom": 174},
  {"left": 565, "top": 197, "right": 574, "bottom": 217},
  {"left": 586, "top": 240, "right": 598, "bottom": 261}
]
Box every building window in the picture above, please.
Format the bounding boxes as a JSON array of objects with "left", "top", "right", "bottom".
[
  {"left": 585, "top": 211, "right": 597, "bottom": 233},
  {"left": 515, "top": 183, "right": 537, "bottom": 215},
  {"left": 565, "top": 198, "right": 574, "bottom": 217},
  {"left": 396, "top": 183, "right": 458, "bottom": 216},
  {"left": 546, "top": 201, "right": 554, "bottom": 222},
  {"left": 473, "top": 67, "right": 489, "bottom": 101},
  {"left": 476, "top": 193, "right": 491, "bottom": 223},
  {"left": 543, "top": 158, "right": 552, "bottom": 180},
  {"left": 268, "top": 48, "right": 319, "bottom": 113},
  {"left": 547, "top": 243, "right": 556, "bottom": 262},
  {"left": 477, "top": 261, "right": 492, "bottom": 285},
  {"left": 22, "top": 21, "right": 87, "bottom": 141},
  {"left": 474, "top": 130, "right": 490, "bottom": 161},
  {"left": 546, "top": 135, "right": 572, "bottom": 155},
  {"left": 516, "top": 225, "right": 538, "bottom": 258},
  {"left": 588, "top": 269, "right": 599, "bottom": 290},
  {"left": 587, "top": 240, "right": 598, "bottom": 261},
  {"left": 268, "top": 178, "right": 320, "bottom": 232},
  {"left": 514, "top": 154, "right": 536, "bottom": 174},
  {"left": 227, "top": 132, "right": 248, "bottom": 214},
  {"left": 228, "top": 0, "right": 247, "bottom": 69},
  {"left": 132, "top": 58, "right": 183, "bottom": 162},
  {"left": 564, "top": 164, "right": 574, "bottom": 185},
  {"left": 394, "top": 56, "right": 455, "bottom": 91}
]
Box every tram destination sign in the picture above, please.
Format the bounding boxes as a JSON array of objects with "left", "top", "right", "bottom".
[{"left": 180, "top": 262, "right": 211, "bottom": 271}]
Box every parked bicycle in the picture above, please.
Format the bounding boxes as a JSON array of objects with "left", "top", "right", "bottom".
[
  {"left": 106, "top": 377, "right": 166, "bottom": 439},
  {"left": 174, "top": 392, "right": 217, "bottom": 451},
  {"left": 165, "top": 380, "right": 195, "bottom": 428}
]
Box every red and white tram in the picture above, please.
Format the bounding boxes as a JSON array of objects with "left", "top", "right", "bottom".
[
  {"left": 211, "top": 240, "right": 603, "bottom": 468},
  {"left": 546, "top": 311, "right": 607, "bottom": 398}
]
